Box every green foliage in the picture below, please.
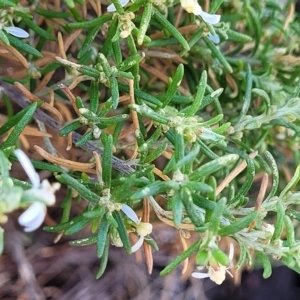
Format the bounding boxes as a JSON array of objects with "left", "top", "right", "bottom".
[{"left": 1, "top": 0, "right": 300, "bottom": 285}]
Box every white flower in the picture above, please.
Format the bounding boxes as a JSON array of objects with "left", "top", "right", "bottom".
[
  {"left": 121, "top": 204, "right": 153, "bottom": 252},
  {"left": 4, "top": 26, "right": 29, "bottom": 38},
  {"left": 208, "top": 33, "right": 220, "bottom": 44},
  {"left": 14, "top": 149, "right": 60, "bottom": 232},
  {"left": 180, "top": 0, "right": 221, "bottom": 24},
  {"left": 107, "top": 0, "right": 130, "bottom": 12},
  {"left": 192, "top": 243, "right": 234, "bottom": 285},
  {"left": 18, "top": 202, "right": 46, "bottom": 232}
]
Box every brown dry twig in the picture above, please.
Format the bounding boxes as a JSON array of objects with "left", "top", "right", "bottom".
[
  {"left": 142, "top": 199, "right": 153, "bottom": 274},
  {"left": 0, "top": 80, "right": 134, "bottom": 175}
]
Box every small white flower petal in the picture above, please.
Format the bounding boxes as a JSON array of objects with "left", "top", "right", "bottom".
[
  {"left": 107, "top": 0, "right": 130, "bottom": 12},
  {"left": 208, "top": 265, "right": 226, "bottom": 284},
  {"left": 131, "top": 235, "right": 144, "bottom": 253},
  {"left": 18, "top": 202, "right": 46, "bottom": 232},
  {"left": 14, "top": 150, "right": 40, "bottom": 188},
  {"left": 199, "top": 11, "right": 221, "bottom": 24},
  {"left": 4, "top": 26, "right": 29, "bottom": 38},
  {"left": 121, "top": 204, "right": 139, "bottom": 224},
  {"left": 208, "top": 33, "right": 220, "bottom": 44},
  {"left": 191, "top": 272, "right": 210, "bottom": 279},
  {"left": 136, "top": 222, "right": 153, "bottom": 236},
  {"left": 23, "top": 188, "right": 56, "bottom": 206},
  {"left": 192, "top": 4, "right": 202, "bottom": 15}
]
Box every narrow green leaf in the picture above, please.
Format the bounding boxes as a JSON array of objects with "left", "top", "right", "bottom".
[
  {"left": 153, "top": 8, "right": 190, "bottom": 51},
  {"left": 286, "top": 209, "right": 300, "bottom": 222},
  {"left": 103, "top": 16, "right": 118, "bottom": 54},
  {"left": 163, "top": 155, "right": 176, "bottom": 174},
  {"left": 189, "top": 154, "right": 239, "bottom": 181},
  {"left": 23, "top": 18, "right": 56, "bottom": 41},
  {"left": 97, "top": 53, "right": 112, "bottom": 76},
  {"left": 57, "top": 174, "right": 100, "bottom": 203},
  {"left": 65, "top": 217, "right": 92, "bottom": 235},
  {"left": 70, "top": 235, "right": 98, "bottom": 246},
  {"left": 172, "top": 192, "right": 183, "bottom": 227},
  {"left": 252, "top": 88, "right": 271, "bottom": 108},
  {"left": 78, "top": 23, "right": 102, "bottom": 59},
  {"left": 97, "top": 216, "right": 110, "bottom": 257},
  {"left": 181, "top": 187, "right": 203, "bottom": 227},
  {"left": 144, "top": 143, "right": 167, "bottom": 164},
  {"left": 0, "top": 102, "right": 40, "bottom": 136},
  {"left": 218, "top": 211, "right": 258, "bottom": 236},
  {"left": 59, "top": 120, "right": 82, "bottom": 136},
  {"left": 118, "top": 53, "right": 144, "bottom": 71},
  {"left": 0, "top": 150, "right": 10, "bottom": 178},
  {"left": 2, "top": 102, "right": 38, "bottom": 149},
  {"left": 78, "top": 65, "right": 100, "bottom": 79},
  {"left": 161, "top": 64, "right": 184, "bottom": 108},
  {"left": 231, "top": 157, "right": 255, "bottom": 204},
  {"left": 160, "top": 239, "right": 201, "bottom": 276},
  {"left": 271, "top": 201, "right": 285, "bottom": 241},
  {"left": 68, "top": 14, "right": 112, "bottom": 28},
  {"left": 137, "top": 2, "right": 153, "bottom": 45},
  {"left": 226, "top": 29, "right": 252, "bottom": 43},
  {"left": 185, "top": 70, "right": 207, "bottom": 116},
  {"left": 256, "top": 251, "right": 272, "bottom": 279},
  {"left": 284, "top": 215, "right": 295, "bottom": 247},
  {"left": 203, "top": 36, "right": 233, "bottom": 73},
  {"left": 109, "top": 77, "right": 119, "bottom": 109},
  {"left": 129, "top": 104, "right": 169, "bottom": 124},
  {"left": 75, "top": 130, "right": 94, "bottom": 147},
  {"left": 112, "top": 41, "right": 122, "bottom": 67},
  {"left": 235, "top": 242, "right": 248, "bottom": 269},
  {"left": 208, "top": 198, "right": 226, "bottom": 234},
  {"left": 197, "top": 138, "right": 219, "bottom": 159},
  {"left": 102, "top": 134, "right": 113, "bottom": 188},
  {"left": 118, "top": 82, "right": 162, "bottom": 106},
  {"left": 7, "top": 34, "right": 43, "bottom": 58},
  {"left": 106, "top": 212, "right": 118, "bottom": 228},
  {"left": 0, "top": 30, "right": 10, "bottom": 45},
  {"left": 110, "top": 0, "right": 125, "bottom": 13},
  {"left": 211, "top": 248, "right": 230, "bottom": 266},
  {"left": 128, "top": 0, "right": 146, "bottom": 12},
  {"left": 181, "top": 182, "right": 213, "bottom": 194},
  {"left": 88, "top": 81, "right": 99, "bottom": 113},
  {"left": 174, "top": 131, "right": 185, "bottom": 163},
  {"left": 83, "top": 207, "right": 106, "bottom": 219},
  {"left": 196, "top": 249, "right": 209, "bottom": 266},
  {"left": 130, "top": 180, "right": 180, "bottom": 200},
  {"left": 209, "top": 0, "right": 224, "bottom": 13},
  {"left": 280, "top": 165, "right": 300, "bottom": 198},
  {"left": 35, "top": 7, "right": 72, "bottom": 18},
  {"left": 44, "top": 210, "right": 88, "bottom": 233},
  {"left": 246, "top": 5, "right": 262, "bottom": 56},
  {"left": 239, "top": 64, "right": 252, "bottom": 121},
  {"left": 96, "top": 236, "right": 110, "bottom": 279},
  {"left": 112, "top": 211, "right": 132, "bottom": 254}
]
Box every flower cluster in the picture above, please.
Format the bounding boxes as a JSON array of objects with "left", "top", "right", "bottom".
[
  {"left": 121, "top": 204, "right": 153, "bottom": 252},
  {"left": 192, "top": 243, "right": 234, "bottom": 285}
]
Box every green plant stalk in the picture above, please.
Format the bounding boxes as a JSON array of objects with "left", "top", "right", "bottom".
[{"left": 160, "top": 239, "right": 201, "bottom": 276}]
